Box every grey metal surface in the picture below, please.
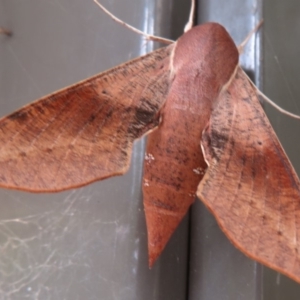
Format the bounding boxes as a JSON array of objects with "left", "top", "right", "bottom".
[
  {"left": 0, "top": 1, "right": 189, "bottom": 299},
  {"left": 263, "top": 0, "right": 300, "bottom": 299}
]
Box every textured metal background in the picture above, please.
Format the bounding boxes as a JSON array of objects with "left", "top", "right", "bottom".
[{"left": 0, "top": 0, "right": 300, "bottom": 299}]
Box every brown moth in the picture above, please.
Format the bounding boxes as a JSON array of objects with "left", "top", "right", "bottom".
[{"left": 1, "top": 5, "right": 300, "bottom": 286}]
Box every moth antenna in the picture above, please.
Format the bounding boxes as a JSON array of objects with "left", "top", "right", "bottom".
[
  {"left": 242, "top": 69, "right": 300, "bottom": 119},
  {"left": 0, "top": 27, "right": 12, "bottom": 36},
  {"left": 184, "top": 0, "right": 196, "bottom": 32},
  {"left": 238, "top": 20, "right": 263, "bottom": 54},
  {"left": 93, "top": 0, "right": 173, "bottom": 45}
]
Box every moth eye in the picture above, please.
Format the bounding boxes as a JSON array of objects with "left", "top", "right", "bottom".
[{"left": 257, "top": 141, "right": 262, "bottom": 145}]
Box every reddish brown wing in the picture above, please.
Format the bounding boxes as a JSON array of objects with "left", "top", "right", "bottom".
[
  {"left": 0, "top": 46, "right": 173, "bottom": 192},
  {"left": 197, "top": 67, "right": 300, "bottom": 283}
]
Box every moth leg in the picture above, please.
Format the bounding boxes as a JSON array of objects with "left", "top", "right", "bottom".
[
  {"left": 184, "top": 0, "right": 196, "bottom": 32},
  {"left": 242, "top": 69, "right": 300, "bottom": 119},
  {"left": 93, "top": 0, "right": 173, "bottom": 45},
  {"left": 238, "top": 20, "right": 263, "bottom": 54}
]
